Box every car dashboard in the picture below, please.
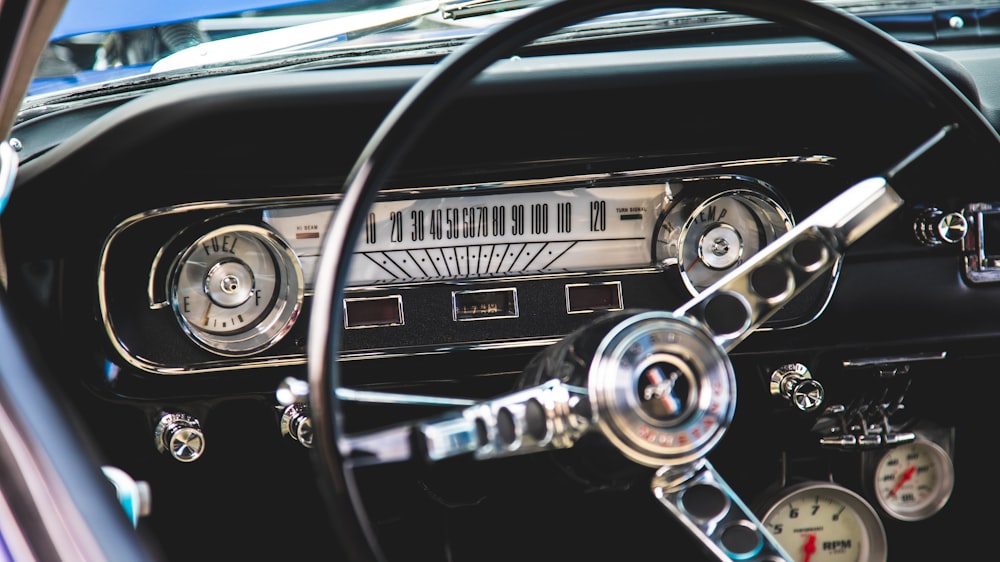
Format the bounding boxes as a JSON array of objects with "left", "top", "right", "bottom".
[{"left": 3, "top": 29, "right": 1000, "bottom": 561}]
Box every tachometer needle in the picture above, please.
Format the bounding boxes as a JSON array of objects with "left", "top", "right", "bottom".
[
  {"left": 889, "top": 465, "right": 916, "bottom": 497},
  {"left": 803, "top": 533, "right": 816, "bottom": 562}
]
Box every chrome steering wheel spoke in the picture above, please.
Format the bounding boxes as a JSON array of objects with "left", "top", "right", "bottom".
[
  {"left": 340, "top": 379, "right": 592, "bottom": 466},
  {"left": 676, "top": 175, "right": 903, "bottom": 352},
  {"left": 653, "top": 461, "right": 791, "bottom": 561}
]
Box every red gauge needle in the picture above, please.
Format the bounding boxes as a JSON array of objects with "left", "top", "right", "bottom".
[
  {"left": 889, "top": 465, "right": 917, "bottom": 497},
  {"left": 803, "top": 533, "right": 817, "bottom": 562}
]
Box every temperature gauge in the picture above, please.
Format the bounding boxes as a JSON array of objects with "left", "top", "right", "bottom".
[
  {"left": 758, "top": 481, "right": 887, "bottom": 562},
  {"left": 871, "top": 437, "right": 954, "bottom": 521},
  {"left": 656, "top": 185, "right": 792, "bottom": 295},
  {"left": 170, "top": 224, "right": 303, "bottom": 356}
]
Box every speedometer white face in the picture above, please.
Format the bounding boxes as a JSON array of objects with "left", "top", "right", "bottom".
[{"left": 266, "top": 184, "right": 670, "bottom": 286}]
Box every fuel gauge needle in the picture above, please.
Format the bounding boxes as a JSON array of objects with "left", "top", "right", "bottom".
[
  {"left": 202, "top": 303, "right": 212, "bottom": 326},
  {"left": 889, "top": 465, "right": 916, "bottom": 497},
  {"left": 803, "top": 533, "right": 816, "bottom": 562}
]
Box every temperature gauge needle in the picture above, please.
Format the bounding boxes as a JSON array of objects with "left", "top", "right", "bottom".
[
  {"left": 889, "top": 465, "right": 916, "bottom": 497},
  {"left": 803, "top": 533, "right": 816, "bottom": 562}
]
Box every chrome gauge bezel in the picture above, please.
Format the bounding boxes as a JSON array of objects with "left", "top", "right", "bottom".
[
  {"left": 872, "top": 437, "right": 954, "bottom": 521},
  {"left": 168, "top": 224, "right": 305, "bottom": 356},
  {"left": 758, "top": 481, "right": 887, "bottom": 562}
]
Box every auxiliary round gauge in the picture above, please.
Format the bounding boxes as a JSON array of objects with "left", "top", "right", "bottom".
[
  {"left": 169, "top": 224, "right": 304, "bottom": 356},
  {"left": 656, "top": 187, "right": 792, "bottom": 295},
  {"left": 871, "top": 438, "right": 954, "bottom": 521},
  {"left": 758, "top": 481, "right": 887, "bottom": 562}
]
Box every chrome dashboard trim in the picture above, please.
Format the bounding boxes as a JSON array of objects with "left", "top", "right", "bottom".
[
  {"left": 98, "top": 155, "right": 836, "bottom": 375},
  {"left": 842, "top": 351, "right": 947, "bottom": 368},
  {"left": 564, "top": 281, "right": 624, "bottom": 314},
  {"left": 450, "top": 287, "right": 519, "bottom": 321},
  {"left": 343, "top": 294, "right": 405, "bottom": 329},
  {"left": 336, "top": 267, "right": 662, "bottom": 295},
  {"left": 111, "top": 338, "right": 566, "bottom": 375}
]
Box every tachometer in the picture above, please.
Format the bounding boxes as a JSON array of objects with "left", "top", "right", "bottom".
[
  {"left": 656, "top": 185, "right": 792, "bottom": 295},
  {"left": 169, "top": 224, "right": 304, "bottom": 356},
  {"left": 758, "top": 481, "right": 887, "bottom": 562}
]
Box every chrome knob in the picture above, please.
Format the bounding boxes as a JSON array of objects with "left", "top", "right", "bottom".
[
  {"left": 280, "top": 404, "right": 314, "bottom": 448},
  {"left": 770, "top": 363, "right": 824, "bottom": 412},
  {"left": 154, "top": 412, "right": 205, "bottom": 462},
  {"left": 275, "top": 376, "right": 309, "bottom": 407},
  {"left": 276, "top": 377, "right": 312, "bottom": 448},
  {"left": 914, "top": 207, "right": 967, "bottom": 246}
]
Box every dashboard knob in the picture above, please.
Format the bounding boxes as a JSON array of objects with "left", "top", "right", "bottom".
[
  {"left": 280, "top": 404, "right": 314, "bottom": 448},
  {"left": 154, "top": 412, "right": 205, "bottom": 462},
  {"left": 770, "top": 363, "right": 824, "bottom": 412},
  {"left": 914, "top": 207, "right": 967, "bottom": 246}
]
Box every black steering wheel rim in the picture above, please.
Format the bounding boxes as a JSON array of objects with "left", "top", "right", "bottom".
[{"left": 307, "top": 1, "right": 1000, "bottom": 560}]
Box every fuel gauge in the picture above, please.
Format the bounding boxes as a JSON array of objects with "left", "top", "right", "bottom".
[
  {"left": 169, "top": 224, "right": 303, "bottom": 356},
  {"left": 656, "top": 185, "right": 792, "bottom": 295}
]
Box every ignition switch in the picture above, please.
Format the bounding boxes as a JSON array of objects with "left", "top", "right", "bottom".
[
  {"left": 154, "top": 412, "right": 206, "bottom": 462},
  {"left": 769, "top": 363, "right": 824, "bottom": 412}
]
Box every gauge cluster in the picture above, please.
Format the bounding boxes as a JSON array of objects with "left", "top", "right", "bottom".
[{"left": 98, "top": 158, "right": 840, "bottom": 375}]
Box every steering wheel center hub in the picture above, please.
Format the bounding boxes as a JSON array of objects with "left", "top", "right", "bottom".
[
  {"left": 589, "top": 311, "right": 736, "bottom": 468},
  {"left": 636, "top": 356, "right": 698, "bottom": 426}
]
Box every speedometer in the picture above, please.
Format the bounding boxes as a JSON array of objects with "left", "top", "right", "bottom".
[{"left": 267, "top": 184, "right": 672, "bottom": 286}]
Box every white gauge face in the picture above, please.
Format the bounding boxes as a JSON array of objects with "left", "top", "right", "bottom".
[
  {"left": 658, "top": 189, "right": 793, "bottom": 295},
  {"left": 170, "top": 225, "right": 303, "bottom": 356},
  {"left": 873, "top": 439, "right": 954, "bottom": 521},
  {"left": 265, "top": 184, "right": 670, "bottom": 287},
  {"left": 760, "top": 482, "right": 886, "bottom": 562}
]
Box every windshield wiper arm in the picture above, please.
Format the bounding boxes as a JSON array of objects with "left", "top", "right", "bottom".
[{"left": 151, "top": 0, "right": 441, "bottom": 74}]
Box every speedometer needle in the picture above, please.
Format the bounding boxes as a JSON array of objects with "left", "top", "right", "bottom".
[
  {"left": 803, "top": 533, "right": 816, "bottom": 562},
  {"left": 890, "top": 465, "right": 916, "bottom": 497}
]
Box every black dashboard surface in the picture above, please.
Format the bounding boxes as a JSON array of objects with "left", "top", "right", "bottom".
[{"left": 4, "top": 36, "right": 1000, "bottom": 560}]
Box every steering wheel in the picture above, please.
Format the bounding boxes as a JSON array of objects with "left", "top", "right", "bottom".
[{"left": 307, "top": 1, "right": 1000, "bottom": 560}]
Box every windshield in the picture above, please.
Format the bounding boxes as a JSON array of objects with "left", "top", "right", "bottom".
[{"left": 28, "top": 0, "right": 1000, "bottom": 100}]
